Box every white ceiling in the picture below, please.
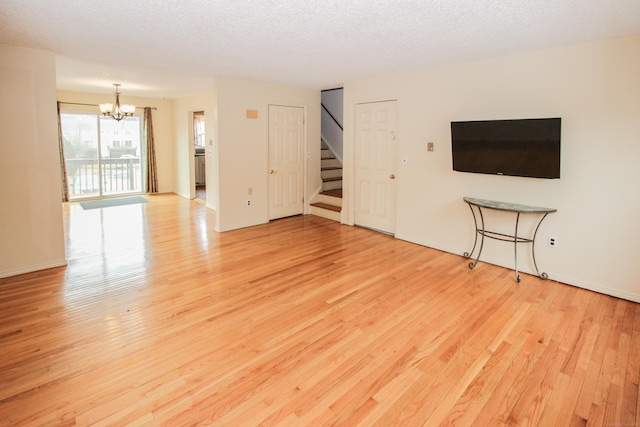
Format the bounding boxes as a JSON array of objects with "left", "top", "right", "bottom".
[{"left": 1, "top": 0, "right": 639, "bottom": 98}]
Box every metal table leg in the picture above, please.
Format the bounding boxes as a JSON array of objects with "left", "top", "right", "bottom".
[{"left": 462, "top": 198, "right": 554, "bottom": 282}]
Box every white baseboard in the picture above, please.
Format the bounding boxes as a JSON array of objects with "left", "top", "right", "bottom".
[
  {"left": 0, "top": 258, "right": 68, "bottom": 279},
  {"left": 394, "top": 233, "right": 640, "bottom": 304}
]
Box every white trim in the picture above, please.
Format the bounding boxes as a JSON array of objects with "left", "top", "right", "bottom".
[
  {"left": 395, "top": 233, "right": 640, "bottom": 303},
  {"left": 0, "top": 259, "right": 68, "bottom": 279}
]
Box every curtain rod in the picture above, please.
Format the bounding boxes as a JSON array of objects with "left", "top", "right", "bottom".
[{"left": 58, "top": 101, "right": 157, "bottom": 110}]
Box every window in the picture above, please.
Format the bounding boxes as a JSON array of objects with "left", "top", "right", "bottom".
[{"left": 61, "top": 111, "right": 144, "bottom": 199}]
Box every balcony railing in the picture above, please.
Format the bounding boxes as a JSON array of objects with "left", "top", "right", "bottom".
[{"left": 66, "top": 157, "right": 142, "bottom": 198}]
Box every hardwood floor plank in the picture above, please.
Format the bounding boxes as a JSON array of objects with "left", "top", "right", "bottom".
[
  {"left": 573, "top": 297, "right": 617, "bottom": 421},
  {"left": 0, "top": 194, "right": 637, "bottom": 426}
]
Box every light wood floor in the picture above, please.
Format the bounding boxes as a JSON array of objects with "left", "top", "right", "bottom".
[{"left": 1, "top": 194, "right": 638, "bottom": 426}]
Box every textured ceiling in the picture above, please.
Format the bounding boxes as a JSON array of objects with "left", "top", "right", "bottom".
[{"left": 1, "top": 0, "right": 639, "bottom": 97}]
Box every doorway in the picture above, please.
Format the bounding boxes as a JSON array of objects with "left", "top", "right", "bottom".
[
  {"left": 193, "top": 111, "right": 206, "bottom": 202},
  {"left": 60, "top": 111, "right": 144, "bottom": 199},
  {"left": 354, "top": 100, "right": 398, "bottom": 235}
]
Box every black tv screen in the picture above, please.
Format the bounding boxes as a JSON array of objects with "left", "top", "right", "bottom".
[{"left": 451, "top": 118, "right": 561, "bottom": 179}]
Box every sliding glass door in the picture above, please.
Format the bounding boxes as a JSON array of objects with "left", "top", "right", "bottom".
[{"left": 61, "top": 111, "right": 144, "bottom": 200}]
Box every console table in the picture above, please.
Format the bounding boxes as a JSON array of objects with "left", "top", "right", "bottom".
[{"left": 462, "top": 197, "right": 557, "bottom": 282}]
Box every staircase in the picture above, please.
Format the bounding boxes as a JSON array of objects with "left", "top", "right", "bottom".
[{"left": 309, "top": 142, "right": 342, "bottom": 222}]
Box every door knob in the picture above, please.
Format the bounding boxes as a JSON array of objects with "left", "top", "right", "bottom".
[
  {"left": 390, "top": 174, "right": 396, "bottom": 179},
  {"left": 270, "top": 169, "right": 277, "bottom": 174}
]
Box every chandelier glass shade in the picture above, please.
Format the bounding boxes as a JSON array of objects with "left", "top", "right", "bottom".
[{"left": 99, "top": 84, "right": 136, "bottom": 121}]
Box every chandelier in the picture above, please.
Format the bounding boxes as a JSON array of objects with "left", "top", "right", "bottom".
[{"left": 99, "top": 84, "right": 136, "bottom": 121}]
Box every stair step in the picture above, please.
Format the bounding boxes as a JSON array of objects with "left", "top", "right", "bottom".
[
  {"left": 321, "top": 166, "right": 342, "bottom": 171},
  {"left": 321, "top": 167, "right": 342, "bottom": 180},
  {"left": 322, "top": 180, "right": 342, "bottom": 190},
  {"left": 322, "top": 176, "right": 342, "bottom": 182},
  {"left": 321, "top": 189, "right": 342, "bottom": 198},
  {"left": 310, "top": 202, "right": 341, "bottom": 212}
]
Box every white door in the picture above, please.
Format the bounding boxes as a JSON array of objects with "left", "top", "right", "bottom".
[
  {"left": 354, "top": 101, "right": 398, "bottom": 234},
  {"left": 269, "top": 105, "right": 305, "bottom": 220}
]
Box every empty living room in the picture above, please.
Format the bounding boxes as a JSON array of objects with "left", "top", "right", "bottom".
[{"left": 1, "top": 1, "right": 639, "bottom": 425}]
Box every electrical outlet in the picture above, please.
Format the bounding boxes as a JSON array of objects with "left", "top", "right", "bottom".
[
  {"left": 247, "top": 200, "right": 251, "bottom": 206},
  {"left": 548, "top": 235, "right": 558, "bottom": 248}
]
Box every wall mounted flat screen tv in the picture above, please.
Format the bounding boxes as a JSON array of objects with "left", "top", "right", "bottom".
[{"left": 451, "top": 118, "right": 561, "bottom": 179}]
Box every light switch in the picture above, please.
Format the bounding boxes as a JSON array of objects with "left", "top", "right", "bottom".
[{"left": 427, "top": 142, "right": 434, "bottom": 152}]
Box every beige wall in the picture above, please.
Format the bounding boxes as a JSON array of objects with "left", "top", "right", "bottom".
[
  {"left": 0, "top": 44, "right": 66, "bottom": 277},
  {"left": 56, "top": 90, "right": 175, "bottom": 194},
  {"left": 214, "top": 78, "right": 321, "bottom": 232},
  {"left": 343, "top": 34, "right": 640, "bottom": 302}
]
